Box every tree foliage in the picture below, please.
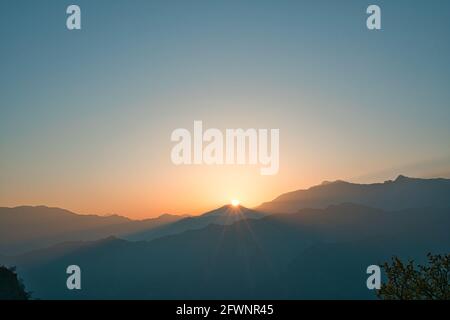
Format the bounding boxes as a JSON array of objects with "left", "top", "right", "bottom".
[
  {"left": 377, "top": 253, "right": 449, "bottom": 300},
  {"left": 0, "top": 265, "right": 31, "bottom": 300}
]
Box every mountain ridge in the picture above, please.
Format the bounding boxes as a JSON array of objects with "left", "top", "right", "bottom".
[
  {"left": 2, "top": 175, "right": 450, "bottom": 255},
  {"left": 256, "top": 175, "right": 450, "bottom": 213},
  {"left": 0, "top": 206, "right": 185, "bottom": 255},
  {"left": 3, "top": 203, "right": 449, "bottom": 299}
]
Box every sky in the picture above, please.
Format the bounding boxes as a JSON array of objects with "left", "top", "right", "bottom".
[{"left": 1, "top": 0, "right": 450, "bottom": 218}]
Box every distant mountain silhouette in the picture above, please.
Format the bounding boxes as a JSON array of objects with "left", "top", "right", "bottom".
[
  {"left": 3, "top": 203, "right": 449, "bottom": 299},
  {"left": 4, "top": 175, "right": 449, "bottom": 256},
  {"left": 124, "top": 204, "right": 267, "bottom": 242},
  {"left": 0, "top": 206, "right": 185, "bottom": 255},
  {"left": 1, "top": 175, "right": 450, "bottom": 299},
  {"left": 257, "top": 175, "right": 450, "bottom": 213}
]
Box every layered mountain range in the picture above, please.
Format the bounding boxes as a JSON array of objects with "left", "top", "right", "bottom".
[{"left": 1, "top": 175, "right": 449, "bottom": 299}]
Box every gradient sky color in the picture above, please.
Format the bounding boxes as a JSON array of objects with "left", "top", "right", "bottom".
[{"left": 1, "top": 0, "right": 450, "bottom": 218}]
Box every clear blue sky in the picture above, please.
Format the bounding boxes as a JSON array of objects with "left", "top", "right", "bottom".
[{"left": 1, "top": 0, "right": 450, "bottom": 217}]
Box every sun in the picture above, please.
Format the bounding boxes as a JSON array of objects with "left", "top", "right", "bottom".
[{"left": 231, "top": 199, "right": 240, "bottom": 207}]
